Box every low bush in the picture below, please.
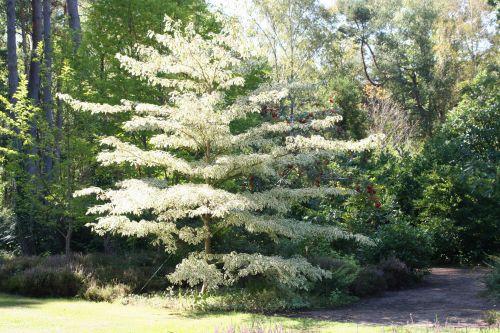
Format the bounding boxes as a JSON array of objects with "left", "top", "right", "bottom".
[
  {"left": 82, "top": 282, "right": 131, "bottom": 302},
  {"left": 310, "top": 254, "right": 359, "bottom": 295},
  {"left": 214, "top": 324, "right": 290, "bottom": 333},
  {"left": 193, "top": 288, "right": 311, "bottom": 313},
  {"left": 328, "top": 289, "right": 358, "bottom": 307},
  {"left": 484, "top": 310, "right": 500, "bottom": 326},
  {"left": 350, "top": 266, "right": 387, "bottom": 297},
  {"left": 0, "top": 252, "right": 171, "bottom": 299},
  {"left": 1, "top": 266, "right": 84, "bottom": 297},
  {"left": 0, "top": 252, "right": 425, "bottom": 308},
  {"left": 368, "top": 219, "right": 433, "bottom": 270},
  {"left": 486, "top": 256, "right": 500, "bottom": 301},
  {"left": 378, "top": 257, "right": 415, "bottom": 290}
]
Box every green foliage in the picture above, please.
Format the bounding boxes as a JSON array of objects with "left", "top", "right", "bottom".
[
  {"left": 329, "top": 289, "right": 358, "bottom": 307},
  {"left": 323, "top": 76, "right": 367, "bottom": 139},
  {"left": 486, "top": 256, "right": 500, "bottom": 301},
  {"left": 484, "top": 310, "right": 500, "bottom": 326},
  {"left": 409, "top": 68, "right": 500, "bottom": 263},
  {"left": 0, "top": 76, "right": 36, "bottom": 158},
  {"left": 75, "top": 0, "right": 211, "bottom": 105},
  {"left": 310, "top": 254, "right": 360, "bottom": 294},
  {"left": 192, "top": 288, "right": 311, "bottom": 313},
  {"left": 368, "top": 219, "right": 433, "bottom": 270}
]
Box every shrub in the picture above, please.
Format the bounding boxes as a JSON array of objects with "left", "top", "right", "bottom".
[
  {"left": 368, "top": 219, "right": 432, "bottom": 270},
  {"left": 350, "top": 266, "right": 387, "bottom": 297},
  {"left": 377, "top": 257, "right": 414, "bottom": 290},
  {"left": 0, "top": 253, "right": 171, "bottom": 299},
  {"left": 328, "top": 289, "right": 358, "bottom": 307},
  {"left": 486, "top": 256, "right": 500, "bottom": 301},
  {"left": 409, "top": 69, "right": 500, "bottom": 264},
  {"left": 310, "top": 255, "right": 359, "bottom": 294},
  {"left": 214, "top": 324, "right": 291, "bottom": 333},
  {"left": 82, "top": 282, "right": 131, "bottom": 302},
  {"left": 484, "top": 310, "right": 500, "bottom": 326},
  {"left": 72, "top": 253, "right": 171, "bottom": 292},
  {"left": 2, "top": 266, "right": 84, "bottom": 297},
  {"left": 193, "top": 288, "right": 310, "bottom": 313},
  {"left": 0, "top": 255, "right": 41, "bottom": 278}
]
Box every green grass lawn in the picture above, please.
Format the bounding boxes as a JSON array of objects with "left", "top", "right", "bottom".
[{"left": 0, "top": 293, "right": 495, "bottom": 333}]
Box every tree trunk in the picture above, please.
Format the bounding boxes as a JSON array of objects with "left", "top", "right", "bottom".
[
  {"left": 55, "top": 80, "right": 63, "bottom": 161},
  {"left": 66, "top": 0, "right": 81, "bottom": 48},
  {"left": 28, "top": 0, "right": 43, "bottom": 103},
  {"left": 26, "top": 0, "right": 43, "bottom": 177},
  {"left": 200, "top": 215, "right": 212, "bottom": 294},
  {"left": 65, "top": 223, "right": 72, "bottom": 257},
  {"left": 20, "top": 13, "right": 29, "bottom": 75},
  {"left": 6, "top": 0, "right": 22, "bottom": 152},
  {"left": 42, "top": 0, "right": 54, "bottom": 177},
  {"left": 19, "top": 0, "right": 44, "bottom": 255},
  {"left": 6, "top": 0, "right": 19, "bottom": 101},
  {"left": 409, "top": 71, "right": 431, "bottom": 135},
  {"left": 360, "top": 40, "right": 382, "bottom": 87},
  {"left": 103, "top": 235, "right": 115, "bottom": 255}
]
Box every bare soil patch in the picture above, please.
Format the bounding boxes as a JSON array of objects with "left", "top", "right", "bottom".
[{"left": 298, "top": 268, "right": 497, "bottom": 327}]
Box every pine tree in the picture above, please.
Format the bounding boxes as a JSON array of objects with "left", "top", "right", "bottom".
[{"left": 61, "top": 16, "right": 382, "bottom": 292}]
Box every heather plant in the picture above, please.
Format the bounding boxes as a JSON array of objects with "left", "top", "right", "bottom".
[{"left": 0, "top": 253, "right": 169, "bottom": 299}]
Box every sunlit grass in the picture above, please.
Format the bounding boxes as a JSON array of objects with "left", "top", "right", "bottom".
[{"left": 0, "top": 293, "right": 496, "bottom": 333}]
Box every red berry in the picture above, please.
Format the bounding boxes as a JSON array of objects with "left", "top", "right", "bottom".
[{"left": 375, "top": 202, "right": 381, "bottom": 208}]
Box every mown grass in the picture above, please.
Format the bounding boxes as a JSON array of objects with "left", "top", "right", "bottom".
[{"left": 0, "top": 293, "right": 497, "bottom": 333}]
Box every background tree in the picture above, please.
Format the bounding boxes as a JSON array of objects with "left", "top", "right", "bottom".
[
  {"left": 338, "top": 0, "right": 497, "bottom": 135},
  {"left": 6, "top": 0, "right": 19, "bottom": 100}
]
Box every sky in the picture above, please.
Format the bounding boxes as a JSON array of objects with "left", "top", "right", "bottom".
[{"left": 208, "top": 0, "right": 336, "bottom": 18}]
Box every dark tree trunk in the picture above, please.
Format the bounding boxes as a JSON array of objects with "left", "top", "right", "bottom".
[
  {"left": 103, "top": 235, "right": 115, "bottom": 255},
  {"left": 55, "top": 80, "right": 63, "bottom": 161},
  {"left": 16, "top": 2, "right": 30, "bottom": 75},
  {"left": 21, "top": 16, "right": 29, "bottom": 75},
  {"left": 409, "top": 71, "right": 431, "bottom": 135},
  {"left": 28, "top": 0, "right": 42, "bottom": 104},
  {"left": 65, "top": 223, "right": 72, "bottom": 256},
  {"left": 6, "top": 0, "right": 19, "bottom": 101},
  {"left": 6, "top": 0, "right": 22, "bottom": 152},
  {"left": 42, "top": 0, "right": 54, "bottom": 177},
  {"left": 360, "top": 41, "right": 382, "bottom": 87},
  {"left": 66, "top": 0, "right": 81, "bottom": 48},
  {"left": 26, "top": 0, "right": 43, "bottom": 177},
  {"left": 19, "top": 0, "right": 44, "bottom": 255}
]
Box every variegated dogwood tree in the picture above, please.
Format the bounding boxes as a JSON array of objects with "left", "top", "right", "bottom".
[{"left": 60, "top": 15, "right": 382, "bottom": 292}]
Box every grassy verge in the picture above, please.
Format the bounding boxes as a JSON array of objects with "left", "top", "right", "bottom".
[{"left": 0, "top": 293, "right": 496, "bottom": 333}]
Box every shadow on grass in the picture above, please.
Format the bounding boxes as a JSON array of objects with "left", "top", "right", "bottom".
[
  {"left": 0, "top": 293, "right": 43, "bottom": 308},
  {"left": 178, "top": 310, "right": 325, "bottom": 331}
]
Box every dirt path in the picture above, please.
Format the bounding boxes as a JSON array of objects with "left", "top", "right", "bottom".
[{"left": 298, "top": 268, "right": 497, "bottom": 327}]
